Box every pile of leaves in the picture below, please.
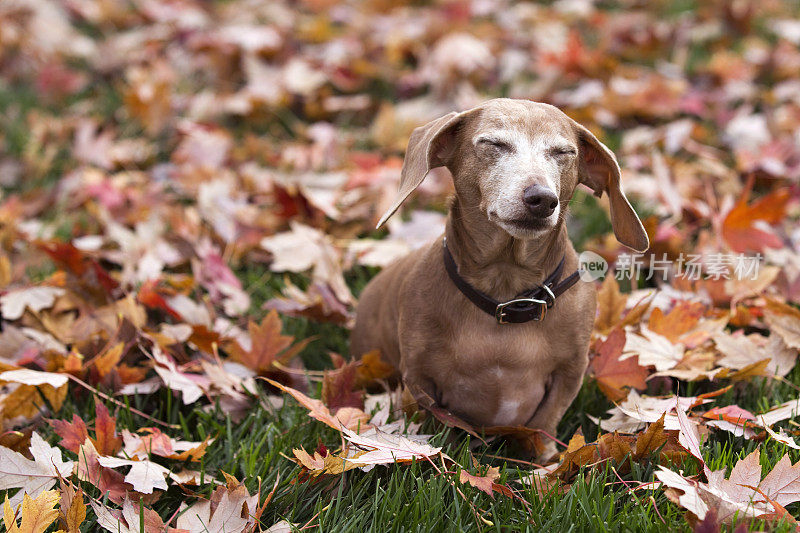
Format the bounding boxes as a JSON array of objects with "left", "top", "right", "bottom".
[{"left": 2, "top": 0, "right": 800, "bottom": 530}]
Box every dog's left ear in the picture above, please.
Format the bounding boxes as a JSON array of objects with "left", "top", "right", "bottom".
[
  {"left": 376, "top": 111, "right": 466, "bottom": 228},
  {"left": 571, "top": 121, "right": 649, "bottom": 252}
]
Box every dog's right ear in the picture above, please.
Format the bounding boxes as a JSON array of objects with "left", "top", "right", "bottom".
[{"left": 376, "top": 111, "right": 464, "bottom": 228}]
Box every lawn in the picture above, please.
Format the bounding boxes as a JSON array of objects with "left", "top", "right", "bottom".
[{"left": 2, "top": 1, "right": 800, "bottom": 532}]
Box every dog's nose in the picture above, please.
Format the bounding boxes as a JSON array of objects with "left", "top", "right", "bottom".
[{"left": 522, "top": 185, "right": 559, "bottom": 218}]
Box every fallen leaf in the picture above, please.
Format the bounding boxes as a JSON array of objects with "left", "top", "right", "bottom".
[
  {"left": 459, "top": 466, "right": 501, "bottom": 498},
  {"left": 341, "top": 426, "right": 443, "bottom": 467},
  {"left": 57, "top": 480, "right": 86, "bottom": 533},
  {"left": 122, "top": 428, "right": 210, "bottom": 461},
  {"left": 93, "top": 399, "right": 122, "bottom": 456},
  {"left": 176, "top": 488, "right": 250, "bottom": 533},
  {"left": 229, "top": 310, "right": 309, "bottom": 375},
  {"left": 95, "top": 456, "right": 169, "bottom": 494},
  {"left": 264, "top": 280, "right": 351, "bottom": 325},
  {"left": 623, "top": 326, "right": 685, "bottom": 372},
  {"left": 549, "top": 438, "right": 598, "bottom": 481},
  {"left": 596, "top": 432, "right": 633, "bottom": 467},
  {"left": 590, "top": 328, "right": 648, "bottom": 401},
  {"left": 266, "top": 378, "right": 371, "bottom": 432},
  {"left": 0, "top": 287, "right": 66, "bottom": 321},
  {"left": 321, "top": 357, "right": 363, "bottom": 410},
  {"left": 0, "top": 369, "right": 69, "bottom": 388},
  {"left": 2, "top": 490, "right": 61, "bottom": 533},
  {"left": 722, "top": 185, "right": 791, "bottom": 253},
  {"left": 657, "top": 450, "right": 800, "bottom": 522},
  {"left": 48, "top": 415, "right": 89, "bottom": 453},
  {"left": 1, "top": 382, "right": 68, "bottom": 420},
  {"left": 261, "top": 222, "right": 353, "bottom": 304},
  {"left": 595, "top": 276, "right": 627, "bottom": 334},
  {"left": 91, "top": 496, "right": 172, "bottom": 533},
  {"left": 265, "top": 520, "right": 296, "bottom": 533},
  {"left": 75, "top": 440, "right": 129, "bottom": 504},
  {"left": 713, "top": 330, "right": 797, "bottom": 377},
  {"left": 292, "top": 446, "right": 366, "bottom": 476},
  {"left": 151, "top": 346, "right": 208, "bottom": 404},
  {"left": 633, "top": 413, "right": 667, "bottom": 460},
  {"left": 93, "top": 343, "right": 125, "bottom": 379},
  {"left": 759, "top": 398, "right": 800, "bottom": 426},
  {"left": 648, "top": 301, "right": 705, "bottom": 344},
  {"left": 763, "top": 300, "right": 800, "bottom": 350},
  {"left": 0, "top": 432, "right": 74, "bottom": 509},
  {"left": 762, "top": 424, "right": 800, "bottom": 449},
  {"left": 356, "top": 349, "right": 395, "bottom": 384},
  {"left": 675, "top": 400, "right": 707, "bottom": 475}
]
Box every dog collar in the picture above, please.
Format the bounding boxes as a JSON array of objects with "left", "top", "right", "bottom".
[{"left": 443, "top": 239, "right": 581, "bottom": 324}]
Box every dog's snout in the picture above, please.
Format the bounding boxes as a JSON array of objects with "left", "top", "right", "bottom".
[{"left": 522, "top": 185, "right": 558, "bottom": 218}]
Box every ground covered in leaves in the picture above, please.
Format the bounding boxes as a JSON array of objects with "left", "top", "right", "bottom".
[{"left": 2, "top": 0, "right": 800, "bottom": 531}]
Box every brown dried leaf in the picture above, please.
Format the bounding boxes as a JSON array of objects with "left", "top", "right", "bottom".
[{"left": 633, "top": 413, "right": 667, "bottom": 461}]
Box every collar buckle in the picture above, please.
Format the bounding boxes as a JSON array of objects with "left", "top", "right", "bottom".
[{"left": 495, "top": 297, "right": 548, "bottom": 324}]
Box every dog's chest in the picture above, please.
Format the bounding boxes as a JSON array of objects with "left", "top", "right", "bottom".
[{"left": 434, "top": 322, "right": 556, "bottom": 426}]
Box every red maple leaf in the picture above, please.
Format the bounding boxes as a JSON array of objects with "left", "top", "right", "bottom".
[{"left": 590, "top": 328, "right": 649, "bottom": 401}]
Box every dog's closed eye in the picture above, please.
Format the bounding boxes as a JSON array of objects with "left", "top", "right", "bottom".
[
  {"left": 549, "top": 145, "right": 577, "bottom": 157},
  {"left": 477, "top": 137, "right": 514, "bottom": 152}
]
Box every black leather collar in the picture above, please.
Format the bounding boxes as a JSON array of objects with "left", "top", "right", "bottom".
[{"left": 443, "top": 239, "right": 581, "bottom": 324}]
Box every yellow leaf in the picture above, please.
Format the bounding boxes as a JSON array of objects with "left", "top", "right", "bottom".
[
  {"left": 727, "top": 358, "right": 771, "bottom": 382},
  {"left": 93, "top": 343, "right": 124, "bottom": 378},
  {"left": 3, "top": 497, "right": 18, "bottom": 533},
  {"left": 0, "top": 253, "right": 11, "bottom": 288},
  {"left": 63, "top": 491, "right": 85, "bottom": 533},
  {"left": 3, "top": 491, "right": 61, "bottom": 533},
  {"left": 595, "top": 276, "right": 626, "bottom": 334},
  {"left": 1, "top": 382, "right": 67, "bottom": 420}
]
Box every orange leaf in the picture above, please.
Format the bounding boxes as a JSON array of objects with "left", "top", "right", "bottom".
[
  {"left": 764, "top": 299, "right": 800, "bottom": 350},
  {"left": 264, "top": 378, "right": 371, "bottom": 432},
  {"left": 93, "top": 342, "right": 124, "bottom": 378},
  {"left": 356, "top": 350, "right": 395, "bottom": 384},
  {"left": 459, "top": 466, "right": 501, "bottom": 498},
  {"left": 648, "top": 302, "right": 705, "bottom": 344},
  {"left": 189, "top": 325, "right": 223, "bottom": 354},
  {"left": 137, "top": 279, "right": 180, "bottom": 320},
  {"left": 702, "top": 405, "right": 755, "bottom": 425},
  {"left": 722, "top": 185, "right": 792, "bottom": 253},
  {"left": 550, "top": 441, "right": 599, "bottom": 481},
  {"left": 92, "top": 399, "right": 122, "bottom": 456},
  {"left": 230, "top": 311, "right": 304, "bottom": 374}
]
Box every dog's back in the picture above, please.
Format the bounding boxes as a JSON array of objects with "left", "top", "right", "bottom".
[{"left": 351, "top": 245, "right": 427, "bottom": 369}]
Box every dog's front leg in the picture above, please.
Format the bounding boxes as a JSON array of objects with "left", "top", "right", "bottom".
[
  {"left": 526, "top": 351, "right": 589, "bottom": 461},
  {"left": 399, "top": 357, "right": 441, "bottom": 411}
]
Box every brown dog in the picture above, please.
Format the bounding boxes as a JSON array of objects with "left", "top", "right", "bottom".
[{"left": 351, "top": 99, "right": 648, "bottom": 457}]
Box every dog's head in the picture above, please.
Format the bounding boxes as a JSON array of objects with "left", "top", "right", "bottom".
[{"left": 377, "top": 98, "right": 649, "bottom": 252}]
